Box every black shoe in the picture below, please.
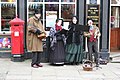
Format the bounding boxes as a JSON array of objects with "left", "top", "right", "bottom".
[
  {"left": 36, "top": 64, "right": 43, "bottom": 67},
  {"left": 31, "top": 64, "right": 39, "bottom": 68}
]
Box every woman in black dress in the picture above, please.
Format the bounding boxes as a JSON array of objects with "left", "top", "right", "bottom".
[
  {"left": 65, "top": 16, "right": 84, "bottom": 65},
  {"left": 49, "top": 19, "right": 66, "bottom": 65}
]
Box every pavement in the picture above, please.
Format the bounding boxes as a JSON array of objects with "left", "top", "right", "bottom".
[
  {"left": 110, "top": 52, "right": 120, "bottom": 63},
  {"left": 0, "top": 53, "right": 120, "bottom": 80}
]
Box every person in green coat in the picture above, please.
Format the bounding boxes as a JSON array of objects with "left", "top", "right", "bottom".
[{"left": 65, "top": 16, "right": 84, "bottom": 65}]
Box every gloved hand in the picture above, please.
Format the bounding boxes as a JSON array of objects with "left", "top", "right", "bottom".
[{"left": 35, "top": 29, "right": 41, "bottom": 35}]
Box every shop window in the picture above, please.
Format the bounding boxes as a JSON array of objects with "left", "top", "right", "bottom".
[
  {"left": 61, "top": 4, "right": 75, "bottom": 22},
  {"left": 28, "top": 0, "right": 43, "bottom": 2},
  {"left": 45, "top": 4, "right": 59, "bottom": 31},
  {"left": 111, "top": 7, "right": 120, "bottom": 28},
  {"left": 61, "top": 0, "right": 75, "bottom": 2},
  {"left": 89, "top": 0, "right": 97, "bottom": 4},
  {"left": 45, "top": 0, "right": 59, "bottom": 2},
  {"left": 111, "top": 0, "right": 120, "bottom": 4},
  {"left": 1, "top": 3, "right": 16, "bottom": 31},
  {"left": 0, "top": 37, "right": 11, "bottom": 49},
  {"left": 27, "top": 0, "right": 76, "bottom": 31},
  {"left": 45, "top": 4, "right": 59, "bottom": 11},
  {"left": 1, "top": 0, "right": 16, "bottom": 2}
]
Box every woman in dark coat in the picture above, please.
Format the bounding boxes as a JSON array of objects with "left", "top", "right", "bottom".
[
  {"left": 65, "top": 16, "right": 84, "bottom": 65},
  {"left": 49, "top": 19, "right": 66, "bottom": 65}
]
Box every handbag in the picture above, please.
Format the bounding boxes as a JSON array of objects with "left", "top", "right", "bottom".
[{"left": 37, "top": 33, "right": 46, "bottom": 39}]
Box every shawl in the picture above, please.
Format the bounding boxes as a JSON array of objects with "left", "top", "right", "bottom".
[{"left": 49, "top": 27, "right": 66, "bottom": 50}]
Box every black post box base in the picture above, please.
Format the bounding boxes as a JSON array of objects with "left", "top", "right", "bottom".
[{"left": 11, "top": 54, "right": 24, "bottom": 62}]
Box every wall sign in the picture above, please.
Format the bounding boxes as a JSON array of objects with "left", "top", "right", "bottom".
[{"left": 87, "top": 5, "right": 100, "bottom": 27}]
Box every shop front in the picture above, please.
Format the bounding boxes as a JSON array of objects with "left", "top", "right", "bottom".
[
  {"left": 0, "top": 0, "right": 77, "bottom": 58},
  {"left": 0, "top": 0, "right": 111, "bottom": 62}
]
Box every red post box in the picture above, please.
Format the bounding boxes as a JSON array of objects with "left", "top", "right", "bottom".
[{"left": 9, "top": 16, "right": 24, "bottom": 62}]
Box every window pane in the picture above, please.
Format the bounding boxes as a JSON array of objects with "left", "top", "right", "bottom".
[
  {"left": 28, "top": 4, "right": 43, "bottom": 19},
  {"left": 89, "top": 0, "right": 97, "bottom": 4},
  {"left": 45, "top": 0, "right": 59, "bottom": 2},
  {"left": 111, "top": 0, "right": 117, "bottom": 4},
  {"left": 0, "top": 37, "right": 11, "bottom": 49},
  {"left": 1, "top": 0, "right": 16, "bottom": 2},
  {"left": 111, "top": 7, "right": 120, "bottom": 28},
  {"left": 45, "top": 4, "right": 59, "bottom": 31},
  {"left": 45, "top": 4, "right": 59, "bottom": 11},
  {"left": 61, "top": 0, "right": 75, "bottom": 2},
  {"left": 61, "top": 4, "right": 75, "bottom": 22},
  {"left": 1, "top": 4, "right": 16, "bottom": 31},
  {"left": 28, "top": 0, "right": 43, "bottom": 2}
]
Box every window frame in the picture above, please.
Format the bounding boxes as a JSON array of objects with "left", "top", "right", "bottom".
[
  {"left": 27, "top": 0, "right": 77, "bottom": 31},
  {"left": 0, "top": 0, "right": 17, "bottom": 33}
]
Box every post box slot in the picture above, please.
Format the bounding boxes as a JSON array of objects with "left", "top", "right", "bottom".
[{"left": 14, "top": 25, "right": 19, "bottom": 26}]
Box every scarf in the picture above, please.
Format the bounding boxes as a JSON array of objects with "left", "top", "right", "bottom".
[{"left": 55, "top": 24, "right": 62, "bottom": 31}]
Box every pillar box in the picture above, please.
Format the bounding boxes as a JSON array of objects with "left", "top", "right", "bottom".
[{"left": 9, "top": 16, "right": 24, "bottom": 62}]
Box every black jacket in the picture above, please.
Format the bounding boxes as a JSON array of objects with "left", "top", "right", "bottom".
[{"left": 66, "top": 24, "right": 83, "bottom": 45}]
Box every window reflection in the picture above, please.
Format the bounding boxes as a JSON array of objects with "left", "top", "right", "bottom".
[
  {"left": 61, "top": 4, "right": 75, "bottom": 21},
  {"left": 1, "top": 4, "right": 16, "bottom": 31},
  {"left": 0, "top": 37, "right": 11, "bottom": 49},
  {"left": 89, "top": 0, "right": 97, "bottom": 4},
  {"left": 45, "top": 4, "right": 59, "bottom": 11},
  {"left": 28, "top": 0, "right": 43, "bottom": 2},
  {"left": 45, "top": 0, "right": 59, "bottom": 2},
  {"left": 111, "top": 0, "right": 118, "bottom": 4},
  {"left": 27, "top": 0, "right": 76, "bottom": 31},
  {"left": 1, "top": 0, "right": 16, "bottom": 2},
  {"left": 28, "top": 4, "right": 43, "bottom": 19},
  {"left": 111, "top": 7, "right": 120, "bottom": 28},
  {"left": 61, "top": 0, "right": 75, "bottom": 2}
]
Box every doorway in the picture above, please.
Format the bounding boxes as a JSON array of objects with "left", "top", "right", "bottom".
[{"left": 110, "top": 6, "right": 120, "bottom": 52}]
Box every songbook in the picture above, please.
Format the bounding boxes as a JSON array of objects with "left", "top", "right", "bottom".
[
  {"left": 75, "top": 25, "right": 90, "bottom": 32},
  {"left": 59, "top": 29, "right": 68, "bottom": 34}
]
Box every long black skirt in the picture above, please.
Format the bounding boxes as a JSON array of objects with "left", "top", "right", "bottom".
[{"left": 49, "top": 41, "right": 65, "bottom": 64}]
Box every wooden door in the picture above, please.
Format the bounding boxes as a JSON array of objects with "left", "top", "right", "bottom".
[{"left": 110, "top": 28, "right": 120, "bottom": 51}]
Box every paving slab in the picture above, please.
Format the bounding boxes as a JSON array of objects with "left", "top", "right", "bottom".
[{"left": 0, "top": 57, "right": 120, "bottom": 80}]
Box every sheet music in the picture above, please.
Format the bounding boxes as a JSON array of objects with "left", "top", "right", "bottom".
[{"left": 63, "top": 22, "right": 69, "bottom": 30}]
